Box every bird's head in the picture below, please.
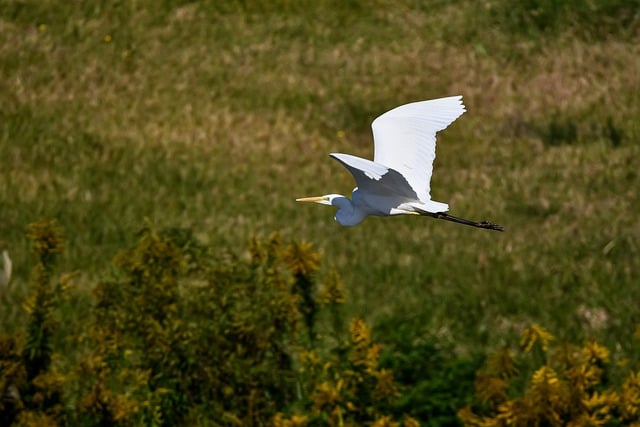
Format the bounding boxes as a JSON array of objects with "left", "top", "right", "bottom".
[
  {"left": 296, "top": 194, "right": 366, "bottom": 226},
  {"left": 296, "top": 194, "right": 345, "bottom": 206}
]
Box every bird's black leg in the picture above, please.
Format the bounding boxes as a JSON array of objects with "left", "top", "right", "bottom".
[{"left": 429, "top": 212, "right": 504, "bottom": 232}]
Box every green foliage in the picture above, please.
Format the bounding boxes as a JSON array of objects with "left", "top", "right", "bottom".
[
  {"left": 3, "top": 221, "right": 640, "bottom": 425},
  {"left": 283, "top": 240, "right": 321, "bottom": 344},
  {"left": 0, "top": 219, "right": 67, "bottom": 426},
  {"left": 460, "top": 324, "right": 640, "bottom": 426},
  {"left": 297, "top": 317, "right": 402, "bottom": 425},
  {"left": 75, "top": 229, "right": 300, "bottom": 425},
  {"left": 68, "top": 224, "right": 415, "bottom": 425},
  {"left": 78, "top": 224, "right": 187, "bottom": 425},
  {"left": 0, "top": 334, "right": 26, "bottom": 425},
  {"left": 379, "top": 327, "right": 483, "bottom": 426},
  {"left": 1, "top": 220, "right": 507, "bottom": 426}
]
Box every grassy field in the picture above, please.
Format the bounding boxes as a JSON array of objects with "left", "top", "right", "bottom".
[{"left": 1, "top": 0, "right": 640, "bottom": 413}]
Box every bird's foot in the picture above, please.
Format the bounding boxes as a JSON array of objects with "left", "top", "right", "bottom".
[{"left": 478, "top": 221, "right": 504, "bottom": 232}]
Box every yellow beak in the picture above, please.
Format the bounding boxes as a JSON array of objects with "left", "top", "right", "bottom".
[{"left": 296, "top": 196, "right": 325, "bottom": 203}]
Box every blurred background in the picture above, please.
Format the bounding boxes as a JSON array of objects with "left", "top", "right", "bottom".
[{"left": 1, "top": 0, "right": 639, "bottom": 425}]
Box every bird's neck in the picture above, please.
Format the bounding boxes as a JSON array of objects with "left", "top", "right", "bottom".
[{"left": 333, "top": 196, "right": 367, "bottom": 226}]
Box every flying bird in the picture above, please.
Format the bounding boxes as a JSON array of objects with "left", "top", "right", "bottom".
[{"left": 297, "top": 96, "right": 503, "bottom": 231}]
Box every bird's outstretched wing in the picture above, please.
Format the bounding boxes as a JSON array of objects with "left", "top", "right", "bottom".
[
  {"left": 329, "top": 153, "right": 418, "bottom": 199},
  {"left": 371, "top": 96, "right": 465, "bottom": 202}
]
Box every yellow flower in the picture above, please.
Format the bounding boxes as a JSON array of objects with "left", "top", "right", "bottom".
[
  {"left": 299, "top": 349, "right": 321, "bottom": 368},
  {"left": 22, "top": 295, "right": 35, "bottom": 314},
  {"left": 520, "top": 324, "right": 555, "bottom": 353},
  {"left": 350, "top": 317, "right": 380, "bottom": 369},
  {"left": 374, "top": 368, "right": 399, "bottom": 401},
  {"left": 270, "top": 413, "right": 308, "bottom": 427},
  {"left": 475, "top": 372, "right": 509, "bottom": 404},
  {"left": 104, "top": 34, "right": 112, "bottom": 43},
  {"left": 566, "top": 363, "right": 603, "bottom": 391},
  {"left": 582, "top": 341, "right": 610, "bottom": 365},
  {"left": 283, "top": 241, "right": 320, "bottom": 277},
  {"left": 319, "top": 269, "right": 346, "bottom": 305},
  {"left": 633, "top": 323, "right": 640, "bottom": 341},
  {"left": 371, "top": 416, "right": 399, "bottom": 427},
  {"left": 486, "top": 347, "right": 518, "bottom": 379},
  {"left": 583, "top": 390, "right": 618, "bottom": 412},
  {"left": 567, "top": 413, "right": 610, "bottom": 427},
  {"left": 529, "top": 366, "right": 566, "bottom": 423},
  {"left": 336, "top": 130, "right": 346, "bottom": 139},
  {"left": 620, "top": 372, "right": 640, "bottom": 419},
  {"left": 403, "top": 415, "right": 421, "bottom": 427},
  {"left": 312, "top": 381, "right": 341, "bottom": 412},
  {"left": 458, "top": 405, "right": 492, "bottom": 427},
  {"left": 531, "top": 366, "right": 559, "bottom": 387},
  {"left": 495, "top": 399, "right": 530, "bottom": 425},
  {"left": 288, "top": 414, "right": 308, "bottom": 426},
  {"left": 365, "top": 344, "right": 382, "bottom": 370},
  {"left": 349, "top": 317, "right": 371, "bottom": 349},
  {"left": 27, "top": 218, "right": 65, "bottom": 260}
]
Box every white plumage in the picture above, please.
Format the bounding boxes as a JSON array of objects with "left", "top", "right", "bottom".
[
  {"left": 297, "top": 96, "right": 503, "bottom": 231},
  {"left": 371, "top": 96, "right": 465, "bottom": 202}
]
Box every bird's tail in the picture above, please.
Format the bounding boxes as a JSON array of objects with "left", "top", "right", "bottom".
[{"left": 405, "top": 200, "right": 449, "bottom": 213}]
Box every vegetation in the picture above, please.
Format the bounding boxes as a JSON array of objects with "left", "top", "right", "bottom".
[
  {"left": 3, "top": 221, "right": 640, "bottom": 425},
  {"left": 1, "top": 0, "right": 639, "bottom": 425},
  {"left": 1, "top": 220, "right": 427, "bottom": 425},
  {"left": 460, "top": 324, "right": 640, "bottom": 426}
]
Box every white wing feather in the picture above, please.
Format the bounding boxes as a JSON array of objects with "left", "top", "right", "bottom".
[
  {"left": 371, "top": 96, "right": 465, "bottom": 201},
  {"left": 329, "top": 153, "right": 418, "bottom": 199},
  {"left": 329, "top": 153, "right": 388, "bottom": 182}
]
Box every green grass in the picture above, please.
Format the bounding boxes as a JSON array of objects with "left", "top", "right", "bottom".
[{"left": 1, "top": 0, "right": 640, "bottom": 362}]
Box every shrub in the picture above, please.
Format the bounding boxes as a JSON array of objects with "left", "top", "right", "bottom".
[
  {"left": 19, "top": 220, "right": 640, "bottom": 426},
  {"left": 379, "top": 327, "right": 482, "bottom": 427},
  {"left": 73, "top": 226, "right": 412, "bottom": 425},
  {"left": 459, "top": 324, "right": 640, "bottom": 426},
  {"left": 0, "top": 219, "right": 67, "bottom": 426},
  {"left": 3, "top": 221, "right": 421, "bottom": 426}
]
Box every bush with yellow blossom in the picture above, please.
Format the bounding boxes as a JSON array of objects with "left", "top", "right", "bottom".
[
  {"left": 7, "top": 220, "right": 640, "bottom": 426},
  {"left": 0, "top": 219, "right": 67, "bottom": 426},
  {"left": 1, "top": 220, "right": 418, "bottom": 426},
  {"left": 459, "top": 323, "right": 640, "bottom": 426}
]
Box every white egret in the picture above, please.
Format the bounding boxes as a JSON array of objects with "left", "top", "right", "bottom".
[{"left": 297, "top": 96, "right": 503, "bottom": 231}]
